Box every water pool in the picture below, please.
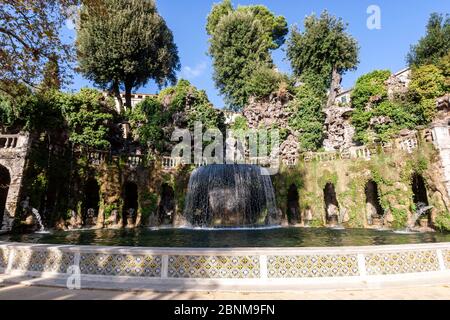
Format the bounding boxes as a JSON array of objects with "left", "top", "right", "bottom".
[{"left": 1, "top": 227, "right": 450, "bottom": 247}]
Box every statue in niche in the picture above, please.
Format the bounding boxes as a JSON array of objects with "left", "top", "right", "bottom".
[
  {"left": 86, "top": 208, "right": 96, "bottom": 226},
  {"left": 107, "top": 209, "right": 118, "bottom": 226},
  {"left": 126, "top": 208, "right": 135, "bottom": 228},
  {"left": 68, "top": 209, "right": 82, "bottom": 230}
]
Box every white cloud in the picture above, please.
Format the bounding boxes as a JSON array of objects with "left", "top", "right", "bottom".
[{"left": 181, "top": 62, "right": 207, "bottom": 79}]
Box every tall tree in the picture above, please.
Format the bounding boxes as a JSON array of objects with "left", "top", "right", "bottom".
[
  {"left": 407, "top": 13, "right": 450, "bottom": 67},
  {"left": 0, "top": 0, "right": 80, "bottom": 95},
  {"left": 207, "top": 1, "right": 288, "bottom": 110},
  {"left": 41, "top": 54, "right": 62, "bottom": 91},
  {"left": 76, "top": 0, "right": 180, "bottom": 112},
  {"left": 287, "top": 11, "right": 359, "bottom": 107}
]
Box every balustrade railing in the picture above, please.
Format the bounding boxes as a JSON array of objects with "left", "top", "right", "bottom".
[
  {"left": 68, "top": 133, "right": 424, "bottom": 170},
  {"left": 162, "top": 156, "right": 183, "bottom": 169},
  {"left": 397, "top": 136, "right": 419, "bottom": 154},
  {"left": 126, "top": 154, "right": 144, "bottom": 167},
  {"left": 0, "top": 134, "right": 27, "bottom": 150},
  {"left": 87, "top": 150, "right": 109, "bottom": 165}
]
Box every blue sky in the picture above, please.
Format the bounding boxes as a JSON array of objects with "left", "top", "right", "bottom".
[{"left": 64, "top": 0, "right": 450, "bottom": 108}]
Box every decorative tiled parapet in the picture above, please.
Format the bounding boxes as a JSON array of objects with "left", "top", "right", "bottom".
[
  {"left": 365, "top": 250, "right": 440, "bottom": 275},
  {"left": 79, "top": 253, "right": 162, "bottom": 277},
  {"left": 168, "top": 255, "right": 260, "bottom": 279},
  {"left": 267, "top": 254, "right": 359, "bottom": 278},
  {"left": 2, "top": 243, "right": 450, "bottom": 286},
  {"left": 443, "top": 249, "right": 450, "bottom": 270},
  {"left": 10, "top": 248, "right": 74, "bottom": 273},
  {"left": 0, "top": 247, "right": 8, "bottom": 269}
]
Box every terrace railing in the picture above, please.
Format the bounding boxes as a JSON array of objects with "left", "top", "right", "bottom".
[
  {"left": 396, "top": 136, "right": 419, "bottom": 154},
  {"left": 0, "top": 133, "right": 28, "bottom": 150},
  {"left": 81, "top": 132, "right": 422, "bottom": 169}
]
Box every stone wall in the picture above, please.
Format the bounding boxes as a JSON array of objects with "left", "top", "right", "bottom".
[
  {"left": 322, "top": 106, "right": 356, "bottom": 152},
  {"left": 0, "top": 133, "right": 30, "bottom": 231},
  {"left": 273, "top": 139, "right": 450, "bottom": 230},
  {"left": 65, "top": 156, "right": 194, "bottom": 230},
  {"left": 243, "top": 96, "right": 299, "bottom": 164}
]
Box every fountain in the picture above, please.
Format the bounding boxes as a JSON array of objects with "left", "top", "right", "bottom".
[
  {"left": 31, "top": 208, "right": 46, "bottom": 232},
  {"left": 183, "top": 164, "right": 280, "bottom": 228},
  {"left": 21, "top": 197, "right": 46, "bottom": 232},
  {"left": 408, "top": 202, "right": 434, "bottom": 230},
  {"left": 394, "top": 202, "right": 434, "bottom": 234}
]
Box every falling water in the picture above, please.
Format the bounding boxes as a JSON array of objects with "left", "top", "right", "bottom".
[
  {"left": 31, "top": 208, "right": 45, "bottom": 232},
  {"left": 183, "top": 164, "right": 280, "bottom": 228},
  {"left": 408, "top": 202, "right": 434, "bottom": 230}
]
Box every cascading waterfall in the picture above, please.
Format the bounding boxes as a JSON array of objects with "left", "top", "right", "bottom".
[{"left": 183, "top": 164, "right": 280, "bottom": 228}]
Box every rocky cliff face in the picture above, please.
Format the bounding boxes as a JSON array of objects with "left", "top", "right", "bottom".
[
  {"left": 243, "top": 96, "right": 291, "bottom": 129},
  {"left": 243, "top": 96, "right": 299, "bottom": 164},
  {"left": 386, "top": 69, "right": 411, "bottom": 101},
  {"left": 322, "top": 106, "right": 356, "bottom": 152}
]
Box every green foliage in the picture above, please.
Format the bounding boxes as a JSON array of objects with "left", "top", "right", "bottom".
[
  {"left": 0, "top": 85, "right": 37, "bottom": 129},
  {"left": 408, "top": 58, "right": 450, "bottom": 125},
  {"left": 318, "top": 170, "right": 338, "bottom": 188},
  {"left": 410, "top": 64, "right": 447, "bottom": 99},
  {"left": 128, "top": 96, "right": 167, "bottom": 153},
  {"left": 206, "top": 0, "right": 233, "bottom": 36},
  {"left": 351, "top": 54, "right": 449, "bottom": 144},
  {"left": 207, "top": 1, "right": 287, "bottom": 110},
  {"left": 350, "top": 70, "right": 391, "bottom": 110},
  {"left": 350, "top": 69, "right": 428, "bottom": 144},
  {"left": 352, "top": 100, "right": 419, "bottom": 144},
  {"left": 287, "top": 11, "right": 359, "bottom": 90},
  {"left": 435, "top": 213, "right": 450, "bottom": 231},
  {"left": 351, "top": 108, "right": 373, "bottom": 144},
  {"left": 76, "top": 0, "right": 180, "bottom": 111},
  {"left": 371, "top": 101, "right": 419, "bottom": 142},
  {"left": 237, "top": 5, "right": 288, "bottom": 50},
  {"left": 209, "top": 11, "right": 271, "bottom": 110},
  {"left": 159, "top": 80, "right": 223, "bottom": 130},
  {"left": 59, "top": 88, "right": 114, "bottom": 149},
  {"left": 103, "top": 203, "right": 118, "bottom": 220},
  {"left": 139, "top": 191, "right": 158, "bottom": 221},
  {"left": 407, "top": 13, "right": 450, "bottom": 67},
  {"left": 230, "top": 115, "right": 248, "bottom": 132},
  {"left": 286, "top": 11, "right": 358, "bottom": 150},
  {"left": 247, "top": 66, "right": 288, "bottom": 99},
  {"left": 289, "top": 81, "right": 326, "bottom": 151},
  {"left": 0, "top": 86, "right": 66, "bottom": 133},
  {"left": 0, "top": 0, "right": 77, "bottom": 90},
  {"left": 438, "top": 52, "right": 450, "bottom": 88},
  {"left": 207, "top": 1, "right": 288, "bottom": 49},
  {"left": 129, "top": 80, "right": 224, "bottom": 153}
]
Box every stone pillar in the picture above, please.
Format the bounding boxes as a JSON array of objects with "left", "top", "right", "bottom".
[
  {"left": 0, "top": 133, "right": 30, "bottom": 231},
  {"left": 431, "top": 122, "right": 450, "bottom": 198}
]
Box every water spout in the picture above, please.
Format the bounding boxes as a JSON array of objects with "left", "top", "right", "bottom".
[
  {"left": 408, "top": 202, "right": 434, "bottom": 230},
  {"left": 31, "top": 208, "right": 45, "bottom": 232}
]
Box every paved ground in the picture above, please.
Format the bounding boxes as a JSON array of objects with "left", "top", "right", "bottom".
[{"left": 0, "top": 281, "right": 449, "bottom": 300}]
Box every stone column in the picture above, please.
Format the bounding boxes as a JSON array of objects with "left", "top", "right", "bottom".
[
  {"left": 0, "top": 133, "right": 30, "bottom": 231},
  {"left": 431, "top": 123, "right": 450, "bottom": 198}
]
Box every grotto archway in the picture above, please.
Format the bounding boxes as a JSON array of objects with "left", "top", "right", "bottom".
[
  {"left": 0, "top": 165, "right": 11, "bottom": 228},
  {"left": 324, "top": 183, "right": 340, "bottom": 225},
  {"left": 286, "top": 184, "right": 300, "bottom": 225},
  {"left": 83, "top": 178, "right": 100, "bottom": 226},
  {"left": 412, "top": 174, "right": 429, "bottom": 206},
  {"left": 123, "top": 182, "right": 138, "bottom": 226},
  {"left": 365, "top": 180, "right": 384, "bottom": 226},
  {"left": 158, "top": 183, "right": 175, "bottom": 225},
  {"left": 411, "top": 173, "right": 431, "bottom": 224}
]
